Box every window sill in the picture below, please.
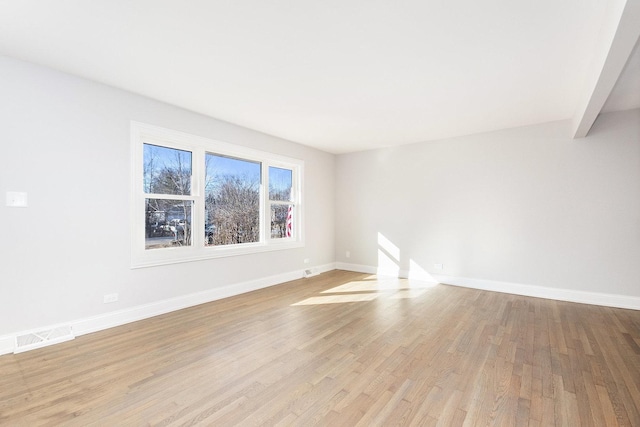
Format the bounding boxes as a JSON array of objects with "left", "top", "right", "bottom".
[{"left": 131, "top": 239, "right": 304, "bottom": 269}]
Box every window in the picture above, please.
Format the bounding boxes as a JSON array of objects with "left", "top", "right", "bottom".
[
  {"left": 143, "top": 144, "right": 194, "bottom": 250},
  {"left": 131, "top": 122, "right": 303, "bottom": 267},
  {"left": 205, "top": 154, "right": 261, "bottom": 246},
  {"left": 269, "top": 166, "right": 295, "bottom": 239}
]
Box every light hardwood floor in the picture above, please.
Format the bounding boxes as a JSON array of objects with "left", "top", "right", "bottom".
[{"left": 1, "top": 270, "right": 640, "bottom": 426}]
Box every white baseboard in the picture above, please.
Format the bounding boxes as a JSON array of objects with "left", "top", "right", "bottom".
[
  {"left": 335, "top": 262, "right": 377, "bottom": 275},
  {"left": 336, "top": 263, "right": 640, "bottom": 310},
  {"left": 0, "top": 336, "right": 13, "bottom": 356},
  {"left": 1, "top": 263, "right": 336, "bottom": 356},
  {"left": 432, "top": 274, "right": 640, "bottom": 310},
  {"left": 335, "top": 262, "right": 437, "bottom": 283}
]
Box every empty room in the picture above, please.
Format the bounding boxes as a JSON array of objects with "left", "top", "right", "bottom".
[{"left": 1, "top": 1, "right": 639, "bottom": 425}]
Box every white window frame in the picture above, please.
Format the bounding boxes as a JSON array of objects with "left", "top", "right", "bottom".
[{"left": 131, "top": 122, "right": 304, "bottom": 268}]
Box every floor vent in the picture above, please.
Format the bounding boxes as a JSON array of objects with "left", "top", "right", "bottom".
[
  {"left": 15, "top": 325, "right": 74, "bottom": 354},
  {"left": 304, "top": 268, "right": 319, "bottom": 278}
]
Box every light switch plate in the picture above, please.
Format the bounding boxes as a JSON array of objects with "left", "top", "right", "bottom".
[
  {"left": 103, "top": 293, "right": 119, "bottom": 303},
  {"left": 6, "top": 192, "right": 28, "bottom": 207}
]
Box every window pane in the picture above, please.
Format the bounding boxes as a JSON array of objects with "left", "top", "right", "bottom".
[
  {"left": 205, "top": 154, "right": 261, "bottom": 246},
  {"left": 145, "top": 199, "right": 192, "bottom": 249},
  {"left": 269, "top": 167, "right": 293, "bottom": 201},
  {"left": 143, "top": 144, "right": 192, "bottom": 195},
  {"left": 271, "top": 204, "right": 293, "bottom": 238}
]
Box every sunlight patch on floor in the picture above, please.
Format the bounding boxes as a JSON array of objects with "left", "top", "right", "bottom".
[
  {"left": 389, "top": 289, "right": 429, "bottom": 299},
  {"left": 291, "top": 293, "right": 379, "bottom": 306},
  {"left": 293, "top": 277, "right": 439, "bottom": 306},
  {"left": 322, "top": 279, "right": 436, "bottom": 294}
]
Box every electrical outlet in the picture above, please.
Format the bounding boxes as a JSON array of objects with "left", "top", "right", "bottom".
[
  {"left": 103, "top": 293, "right": 119, "bottom": 303},
  {"left": 346, "top": 251, "right": 351, "bottom": 258},
  {"left": 304, "top": 258, "right": 310, "bottom": 264},
  {"left": 434, "top": 263, "right": 443, "bottom": 270},
  {"left": 6, "top": 192, "right": 28, "bottom": 207}
]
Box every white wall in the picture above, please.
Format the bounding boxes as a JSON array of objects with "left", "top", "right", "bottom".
[
  {"left": 335, "top": 109, "right": 640, "bottom": 301},
  {"left": 1, "top": 53, "right": 638, "bottom": 353},
  {"left": 0, "top": 56, "right": 335, "bottom": 337}
]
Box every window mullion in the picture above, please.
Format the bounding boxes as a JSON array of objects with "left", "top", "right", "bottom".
[
  {"left": 261, "top": 161, "right": 269, "bottom": 244},
  {"left": 191, "top": 147, "right": 205, "bottom": 248}
]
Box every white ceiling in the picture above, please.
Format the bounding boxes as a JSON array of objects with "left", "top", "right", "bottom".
[{"left": 0, "top": 1, "right": 638, "bottom": 154}]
